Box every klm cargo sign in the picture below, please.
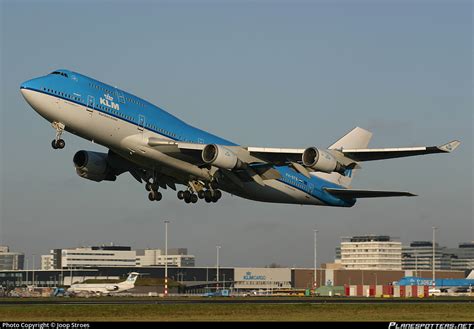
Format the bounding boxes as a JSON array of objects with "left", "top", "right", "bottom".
[{"left": 243, "top": 272, "right": 266, "bottom": 281}]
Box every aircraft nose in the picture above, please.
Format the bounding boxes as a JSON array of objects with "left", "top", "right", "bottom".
[
  {"left": 20, "top": 79, "right": 34, "bottom": 90},
  {"left": 20, "top": 77, "right": 45, "bottom": 102},
  {"left": 20, "top": 78, "right": 38, "bottom": 98}
]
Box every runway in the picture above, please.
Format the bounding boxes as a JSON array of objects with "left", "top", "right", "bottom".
[{"left": 0, "top": 297, "right": 472, "bottom": 305}]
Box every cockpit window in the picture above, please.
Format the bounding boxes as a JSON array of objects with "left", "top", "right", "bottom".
[{"left": 50, "top": 71, "right": 68, "bottom": 78}]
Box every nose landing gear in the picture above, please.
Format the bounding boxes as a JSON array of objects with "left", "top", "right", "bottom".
[{"left": 51, "top": 121, "right": 66, "bottom": 149}]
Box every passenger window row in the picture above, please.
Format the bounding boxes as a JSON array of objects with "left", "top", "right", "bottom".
[
  {"left": 89, "top": 83, "right": 113, "bottom": 95},
  {"left": 125, "top": 96, "right": 145, "bottom": 107},
  {"left": 97, "top": 104, "right": 134, "bottom": 122},
  {"left": 42, "top": 87, "right": 81, "bottom": 102},
  {"left": 144, "top": 123, "right": 179, "bottom": 139},
  {"left": 88, "top": 82, "right": 145, "bottom": 108}
]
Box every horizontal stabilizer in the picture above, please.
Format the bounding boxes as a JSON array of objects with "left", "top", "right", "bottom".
[{"left": 324, "top": 188, "right": 416, "bottom": 199}]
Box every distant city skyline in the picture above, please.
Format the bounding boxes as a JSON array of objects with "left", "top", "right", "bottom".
[{"left": 1, "top": 1, "right": 472, "bottom": 268}]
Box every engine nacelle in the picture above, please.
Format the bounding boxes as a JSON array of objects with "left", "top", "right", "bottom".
[
  {"left": 105, "top": 285, "right": 119, "bottom": 291},
  {"left": 73, "top": 150, "right": 116, "bottom": 182},
  {"left": 302, "top": 147, "right": 345, "bottom": 174},
  {"left": 202, "top": 144, "right": 243, "bottom": 170}
]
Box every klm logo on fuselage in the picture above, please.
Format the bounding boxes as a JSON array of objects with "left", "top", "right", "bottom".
[{"left": 100, "top": 94, "right": 120, "bottom": 110}]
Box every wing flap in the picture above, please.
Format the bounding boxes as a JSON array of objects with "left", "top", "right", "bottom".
[{"left": 325, "top": 188, "right": 416, "bottom": 199}]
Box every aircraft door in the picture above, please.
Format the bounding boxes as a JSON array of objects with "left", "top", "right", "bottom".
[
  {"left": 308, "top": 182, "right": 314, "bottom": 194},
  {"left": 138, "top": 115, "right": 145, "bottom": 131},
  {"left": 116, "top": 89, "right": 125, "bottom": 104},
  {"left": 87, "top": 95, "right": 95, "bottom": 117}
]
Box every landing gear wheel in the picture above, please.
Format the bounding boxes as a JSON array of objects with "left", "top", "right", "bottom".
[
  {"left": 150, "top": 183, "right": 159, "bottom": 191},
  {"left": 211, "top": 195, "right": 219, "bottom": 203},
  {"left": 154, "top": 191, "right": 162, "bottom": 201},
  {"left": 184, "top": 195, "right": 191, "bottom": 203},
  {"left": 177, "top": 191, "right": 184, "bottom": 200},
  {"left": 210, "top": 181, "right": 218, "bottom": 189},
  {"left": 51, "top": 122, "right": 65, "bottom": 150},
  {"left": 198, "top": 190, "right": 205, "bottom": 199},
  {"left": 191, "top": 194, "right": 198, "bottom": 203},
  {"left": 204, "top": 190, "right": 212, "bottom": 199},
  {"left": 148, "top": 192, "right": 155, "bottom": 201},
  {"left": 145, "top": 183, "right": 152, "bottom": 192},
  {"left": 56, "top": 139, "right": 65, "bottom": 149},
  {"left": 184, "top": 190, "right": 191, "bottom": 200},
  {"left": 204, "top": 195, "right": 212, "bottom": 203},
  {"left": 214, "top": 190, "right": 222, "bottom": 200}
]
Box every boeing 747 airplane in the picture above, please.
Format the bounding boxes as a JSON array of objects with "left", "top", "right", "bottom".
[{"left": 20, "top": 69, "right": 460, "bottom": 207}]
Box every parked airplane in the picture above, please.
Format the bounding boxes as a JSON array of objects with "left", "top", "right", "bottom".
[
  {"left": 397, "top": 271, "right": 474, "bottom": 293},
  {"left": 67, "top": 272, "right": 139, "bottom": 295},
  {"left": 20, "top": 69, "right": 460, "bottom": 207}
]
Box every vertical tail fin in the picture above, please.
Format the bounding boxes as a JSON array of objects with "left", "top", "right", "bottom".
[
  {"left": 124, "top": 272, "right": 139, "bottom": 286},
  {"left": 313, "top": 127, "right": 372, "bottom": 188}
]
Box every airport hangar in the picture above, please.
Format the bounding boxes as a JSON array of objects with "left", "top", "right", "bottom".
[{"left": 0, "top": 266, "right": 466, "bottom": 293}]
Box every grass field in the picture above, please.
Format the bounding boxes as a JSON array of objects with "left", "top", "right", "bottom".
[{"left": 1, "top": 303, "right": 473, "bottom": 321}]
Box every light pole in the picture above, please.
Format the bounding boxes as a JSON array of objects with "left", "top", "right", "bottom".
[
  {"left": 25, "top": 259, "right": 29, "bottom": 285},
  {"left": 164, "top": 220, "right": 170, "bottom": 297},
  {"left": 216, "top": 245, "right": 221, "bottom": 291},
  {"left": 432, "top": 226, "right": 437, "bottom": 286},
  {"left": 314, "top": 229, "right": 318, "bottom": 290},
  {"left": 32, "top": 254, "right": 35, "bottom": 287},
  {"left": 415, "top": 253, "right": 418, "bottom": 277}
]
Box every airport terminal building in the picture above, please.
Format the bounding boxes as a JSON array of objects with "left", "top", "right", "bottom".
[
  {"left": 0, "top": 265, "right": 466, "bottom": 293},
  {"left": 40, "top": 245, "right": 195, "bottom": 270}
]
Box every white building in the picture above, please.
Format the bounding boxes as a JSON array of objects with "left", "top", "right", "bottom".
[
  {"left": 42, "top": 245, "right": 195, "bottom": 269},
  {"left": 41, "top": 255, "right": 53, "bottom": 270},
  {"left": 136, "top": 248, "right": 195, "bottom": 267},
  {"left": 0, "top": 246, "right": 24, "bottom": 271},
  {"left": 59, "top": 245, "right": 137, "bottom": 268},
  {"left": 402, "top": 241, "right": 474, "bottom": 271},
  {"left": 340, "top": 235, "right": 402, "bottom": 270},
  {"left": 233, "top": 268, "right": 291, "bottom": 290}
]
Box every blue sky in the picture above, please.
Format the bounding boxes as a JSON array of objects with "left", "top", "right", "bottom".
[{"left": 1, "top": 0, "right": 472, "bottom": 268}]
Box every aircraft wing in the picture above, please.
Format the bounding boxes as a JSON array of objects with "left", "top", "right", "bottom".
[
  {"left": 247, "top": 141, "right": 460, "bottom": 164},
  {"left": 324, "top": 188, "right": 416, "bottom": 199},
  {"left": 339, "top": 140, "right": 461, "bottom": 162},
  {"left": 147, "top": 137, "right": 205, "bottom": 163},
  {"left": 245, "top": 147, "right": 305, "bottom": 165}
]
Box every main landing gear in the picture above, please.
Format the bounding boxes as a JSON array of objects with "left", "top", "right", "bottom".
[
  {"left": 177, "top": 190, "right": 198, "bottom": 204},
  {"left": 145, "top": 175, "right": 162, "bottom": 202},
  {"left": 176, "top": 181, "right": 222, "bottom": 204},
  {"left": 51, "top": 121, "right": 66, "bottom": 150}
]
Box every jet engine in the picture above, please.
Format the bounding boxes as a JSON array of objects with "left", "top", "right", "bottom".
[
  {"left": 105, "top": 285, "right": 120, "bottom": 291},
  {"left": 73, "top": 150, "right": 117, "bottom": 182},
  {"left": 202, "top": 144, "right": 244, "bottom": 170},
  {"left": 302, "top": 147, "right": 346, "bottom": 174}
]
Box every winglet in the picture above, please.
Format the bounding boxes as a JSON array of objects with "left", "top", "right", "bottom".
[{"left": 437, "top": 140, "right": 461, "bottom": 153}]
